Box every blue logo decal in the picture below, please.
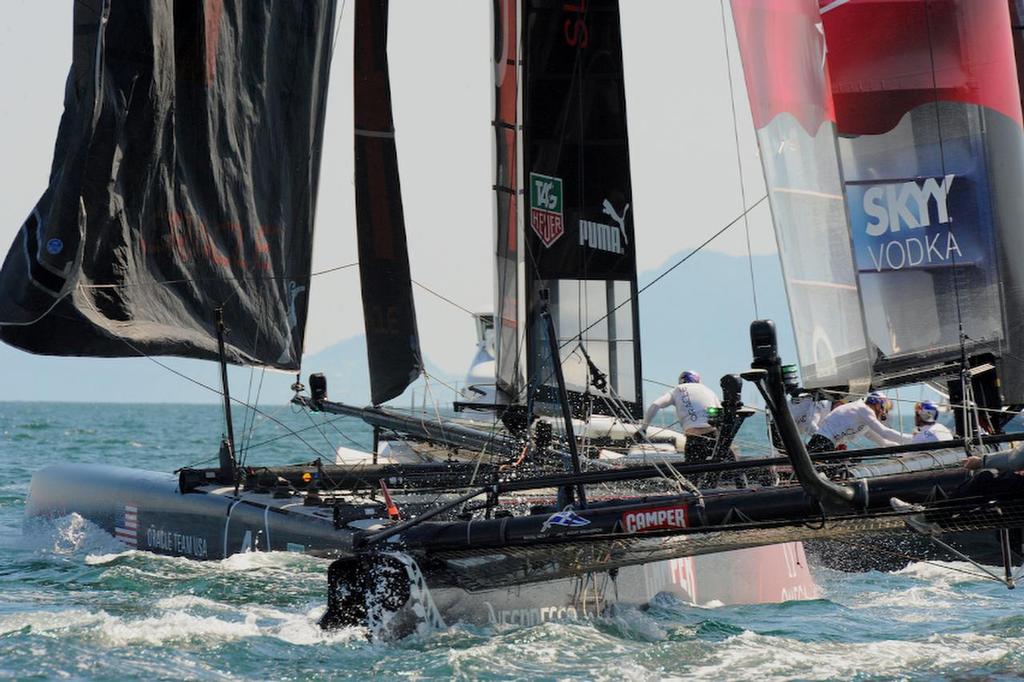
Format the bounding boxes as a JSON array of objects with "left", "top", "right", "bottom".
[{"left": 45, "top": 238, "right": 63, "bottom": 255}]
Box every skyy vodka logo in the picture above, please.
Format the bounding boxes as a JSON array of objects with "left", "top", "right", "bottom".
[{"left": 860, "top": 174, "right": 963, "bottom": 271}]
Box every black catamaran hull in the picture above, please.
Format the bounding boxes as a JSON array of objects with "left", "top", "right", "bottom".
[{"left": 24, "top": 463, "right": 816, "bottom": 633}]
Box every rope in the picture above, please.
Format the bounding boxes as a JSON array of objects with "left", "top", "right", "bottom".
[
  {"left": 411, "top": 279, "right": 478, "bottom": 317},
  {"left": 719, "top": 0, "right": 759, "bottom": 320},
  {"left": 559, "top": 195, "right": 768, "bottom": 351},
  {"left": 78, "top": 261, "right": 358, "bottom": 291}
]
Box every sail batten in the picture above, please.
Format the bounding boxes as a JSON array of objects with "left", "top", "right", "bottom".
[
  {"left": 0, "top": 0, "right": 337, "bottom": 370},
  {"left": 353, "top": 0, "right": 422, "bottom": 406}
]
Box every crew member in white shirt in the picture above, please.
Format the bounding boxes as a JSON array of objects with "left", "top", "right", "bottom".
[
  {"left": 807, "top": 392, "right": 914, "bottom": 453},
  {"left": 911, "top": 400, "right": 953, "bottom": 444},
  {"left": 789, "top": 391, "right": 832, "bottom": 438},
  {"left": 638, "top": 370, "right": 721, "bottom": 464}
]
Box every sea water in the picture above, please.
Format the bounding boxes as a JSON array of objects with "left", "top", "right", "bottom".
[{"left": 1, "top": 402, "right": 1023, "bottom": 680}]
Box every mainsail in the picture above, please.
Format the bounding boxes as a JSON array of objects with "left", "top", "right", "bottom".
[
  {"left": 354, "top": 0, "right": 422, "bottom": 405},
  {"left": 821, "top": 0, "right": 1024, "bottom": 401},
  {"left": 0, "top": 0, "right": 337, "bottom": 370},
  {"left": 736, "top": 0, "right": 1024, "bottom": 405},
  {"left": 521, "top": 0, "right": 643, "bottom": 418}
]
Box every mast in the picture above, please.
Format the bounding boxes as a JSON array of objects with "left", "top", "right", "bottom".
[
  {"left": 493, "top": 0, "right": 524, "bottom": 400},
  {"left": 540, "top": 289, "right": 586, "bottom": 508},
  {"left": 215, "top": 306, "right": 237, "bottom": 483}
]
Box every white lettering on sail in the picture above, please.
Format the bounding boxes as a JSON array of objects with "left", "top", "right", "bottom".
[
  {"left": 861, "top": 175, "right": 965, "bottom": 272},
  {"left": 866, "top": 231, "right": 963, "bottom": 272},
  {"left": 578, "top": 198, "right": 629, "bottom": 255},
  {"left": 863, "top": 174, "right": 955, "bottom": 236}
]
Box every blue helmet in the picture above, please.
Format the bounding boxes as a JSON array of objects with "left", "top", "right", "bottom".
[
  {"left": 915, "top": 400, "right": 939, "bottom": 423},
  {"left": 865, "top": 392, "right": 893, "bottom": 418},
  {"left": 679, "top": 370, "right": 701, "bottom": 384}
]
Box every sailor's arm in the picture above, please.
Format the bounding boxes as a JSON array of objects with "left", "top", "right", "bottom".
[
  {"left": 864, "top": 412, "right": 914, "bottom": 445},
  {"left": 965, "top": 446, "right": 1024, "bottom": 472},
  {"left": 862, "top": 428, "right": 897, "bottom": 447},
  {"left": 640, "top": 391, "right": 674, "bottom": 431}
]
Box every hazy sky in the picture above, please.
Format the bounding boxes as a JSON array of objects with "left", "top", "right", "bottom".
[{"left": 0, "top": 1, "right": 776, "bottom": 383}]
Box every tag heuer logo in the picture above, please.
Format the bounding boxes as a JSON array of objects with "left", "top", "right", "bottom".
[{"left": 529, "top": 172, "right": 564, "bottom": 247}]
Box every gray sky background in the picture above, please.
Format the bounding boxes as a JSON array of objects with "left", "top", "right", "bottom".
[{"left": 0, "top": 1, "right": 777, "bottom": 382}]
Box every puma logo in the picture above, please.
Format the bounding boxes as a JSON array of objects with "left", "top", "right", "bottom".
[
  {"left": 602, "top": 199, "right": 630, "bottom": 245},
  {"left": 579, "top": 197, "right": 631, "bottom": 255}
]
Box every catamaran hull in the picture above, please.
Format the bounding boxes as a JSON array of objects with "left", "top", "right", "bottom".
[
  {"left": 424, "top": 543, "right": 815, "bottom": 630},
  {"left": 25, "top": 464, "right": 817, "bottom": 631}
]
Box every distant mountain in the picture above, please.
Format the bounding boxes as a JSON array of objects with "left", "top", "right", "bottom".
[
  {"left": 0, "top": 332, "right": 462, "bottom": 406},
  {"left": 637, "top": 249, "right": 796, "bottom": 404},
  {"left": 0, "top": 249, "right": 796, "bottom": 405}
]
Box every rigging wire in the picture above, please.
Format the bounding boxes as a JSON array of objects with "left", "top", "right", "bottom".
[
  {"left": 243, "top": 415, "right": 352, "bottom": 452},
  {"left": 922, "top": 2, "right": 985, "bottom": 448},
  {"left": 719, "top": 0, "right": 759, "bottom": 320},
  {"left": 560, "top": 195, "right": 768, "bottom": 351},
  {"left": 77, "top": 261, "right": 359, "bottom": 290},
  {"left": 411, "top": 279, "right": 478, "bottom": 317},
  {"left": 76, "top": 290, "right": 331, "bottom": 461},
  {"left": 240, "top": 367, "right": 267, "bottom": 463}
]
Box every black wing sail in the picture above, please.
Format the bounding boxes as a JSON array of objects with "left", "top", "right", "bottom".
[
  {"left": 521, "top": 0, "right": 643, "bottom": 418},
  {"left": 353, "top": 0, "right": 422, "bottom": 405},
  {"left": 0, "top": 0, "right": 337, "bottom": 370}
]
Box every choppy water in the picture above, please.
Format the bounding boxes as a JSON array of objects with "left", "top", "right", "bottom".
[{"left": 2, "top": 402, "right": 1023, "bottom": 680}]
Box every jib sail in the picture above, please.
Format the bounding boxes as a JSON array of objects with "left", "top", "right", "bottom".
[
  {"left": 821, "top": 0, "right": 1024, "bottom": 401},
  {"left": 732, "top": 0, "right": 872, "bottom": 391},
  {"left": 521, "top": 0, "right": 643, "bottom": 418},
  {"left": 354, "top": 0, "right": 422, "bottom": 405},
  {"left": 0, "top": 0, "right": 337, "bottom": 370},
  {"left": 493, "top": 0, "right": 524, "bottom": 399}
]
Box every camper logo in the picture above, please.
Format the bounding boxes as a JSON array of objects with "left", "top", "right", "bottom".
[
  {"left": 529, "top": 172, "right": 564, "bottom": 247},
  {"left": 621, "top": 504, "right": 689, "bottom": 534}
]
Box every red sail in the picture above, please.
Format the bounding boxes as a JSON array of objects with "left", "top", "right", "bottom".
[
  {"left": 493, "top": 0, "right": 522, "bottom": 396},
  {"left": 821, "top": 0, "right": 1022, "bottom": 136},
  {"left": 733, "top": 0, "right": 871, "bottom": 390},
  {"left": 732, "top": 0, "right": 835, "bottom": 134}
]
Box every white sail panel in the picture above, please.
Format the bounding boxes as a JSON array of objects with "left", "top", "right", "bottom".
[{"left": 732, "top": 0, "right": 871, "bottom": 389}]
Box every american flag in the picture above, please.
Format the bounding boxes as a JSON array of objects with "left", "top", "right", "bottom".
[{"left": 114, "top": 504, "right": 138, "bottom": 548}]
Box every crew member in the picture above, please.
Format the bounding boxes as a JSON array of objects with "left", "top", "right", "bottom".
[
  {"left": 807, "top": 392, "right": 914, "bottom": 453},
  {"left": 638, "top": 370, "right": 722, "bottom": 464},
  {"left": 789, "top": 391, "right": 832, "bottom": 439},
  {"left": 911, "top": 400, "right": 953, "bottom": 444}
]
